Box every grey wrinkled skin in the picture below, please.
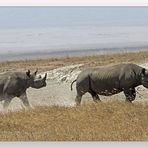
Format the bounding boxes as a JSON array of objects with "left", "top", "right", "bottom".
[
  {"left": 71, "top": 63, "right": 148, "bottom": 105},
  {"left": 0, "top": 70, "right": 47, "bottom": 110}
]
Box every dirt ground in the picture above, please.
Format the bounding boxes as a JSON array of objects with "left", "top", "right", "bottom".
[{"left": 0, "top": 51, "right": 148, "bottom": 112}]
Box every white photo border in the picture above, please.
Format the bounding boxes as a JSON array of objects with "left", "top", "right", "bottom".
[{"left": 0, "top": 0, "right": 148, "bottom": 6}]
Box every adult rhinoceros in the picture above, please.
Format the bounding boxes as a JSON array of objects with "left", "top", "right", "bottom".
[
  {"left": 0, "top": 69, "right": 47, "bottom": 109},
  {"left": 71, "top": 63, "right": 148, "bottom": 105}
]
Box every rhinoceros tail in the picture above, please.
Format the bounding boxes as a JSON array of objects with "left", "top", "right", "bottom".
[{"left": 71, "top": 79, "right": 77, "bottom": 91}]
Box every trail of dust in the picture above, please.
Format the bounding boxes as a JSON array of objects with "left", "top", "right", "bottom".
[
  {"left": 0, "top": 63, "right": 148, "bottom": 112},
  {"left": 41, "top": 64, "right": 83, "bottom": 83}
]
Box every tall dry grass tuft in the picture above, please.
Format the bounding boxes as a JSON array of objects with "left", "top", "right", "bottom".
[{"left": 0, "top": 100, "right": 148, "bottom": 141}]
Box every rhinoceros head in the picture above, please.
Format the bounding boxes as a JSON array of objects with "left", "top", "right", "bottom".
[
  {"left": 26, "top": 69, "right": 47, "bottom": 89},
  {"left": 141, "top": 68, "right": 148, "bottom": 88}
]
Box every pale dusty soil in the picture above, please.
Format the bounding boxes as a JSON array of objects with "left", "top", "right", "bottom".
[{"left": 0, "top": 62, "right": 148, "bottom": 112}]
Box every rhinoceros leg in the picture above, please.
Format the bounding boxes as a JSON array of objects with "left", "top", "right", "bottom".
[
  {"left": 19, "top": 92, "right": 30, "bottom": 108},
  {"left": 3, "top": 96, "right": 13, "bottom": 110},
  {"left": 75, "top": 83, "right": 88, "bottom": 106},
  {"left": 75, "top": 94, "right": 82, "bottom": 106},
  {"left": 123, "top": 88, "right": 136, "bottom": 103},
  {"left": 89, "top": 90, "right": 101, "bottom": 103}
]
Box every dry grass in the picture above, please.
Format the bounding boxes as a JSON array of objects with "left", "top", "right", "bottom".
[
  {"left": 0, "top": 51, "right": 148, "bottom": 73},
  {"left": 0, "top": 51, "right": 148, "bottom": 141},
  {"left": 0, "top": 101, "right": 148, "bottom": 141}
]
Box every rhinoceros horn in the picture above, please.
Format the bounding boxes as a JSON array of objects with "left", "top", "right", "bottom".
[
  {"left": 43, "top": 73, "right": 47, "bottom": 81},
  {"left": 26, "top": 70, "right": 31, "bottom": 77}
]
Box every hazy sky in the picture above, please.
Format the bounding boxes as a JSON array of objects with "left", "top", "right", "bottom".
[{"left": 0, "top": 7, "right": 148, "bottom": 28}]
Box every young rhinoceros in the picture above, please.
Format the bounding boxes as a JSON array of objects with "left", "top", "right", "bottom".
[
  {"left": 0, "top": 69, "right": 47, "bottom": 110},
  {"left": 71, "top": 63, "right": 148, "bottom": 105}
]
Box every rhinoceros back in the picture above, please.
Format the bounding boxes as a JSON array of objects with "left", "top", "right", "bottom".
[
  {"left": 77, "top": 63, "right": 143, "bottom": 96},
  {"left": 89, "top": 64, "right": 123, "bottom": 94},
  {"left": 0, "top": 72, "right": 28, "bottom": 97}
]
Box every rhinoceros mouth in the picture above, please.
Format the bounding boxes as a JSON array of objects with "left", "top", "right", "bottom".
[
  {"left": 142, "top": 82, "right": 148, "bottom": 88},
  {"left": 34, "top": 83, "right": 47, "bottom": 89},
  {"left": 31, "top": 78, "right": 47, "bottom": 89}
]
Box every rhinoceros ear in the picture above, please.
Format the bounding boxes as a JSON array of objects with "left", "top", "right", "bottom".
[
  {"left": 142, "top": 68, "right": 145, "bottom": 74},
  {"left": 34, "top": 69, "right": 38, "bottom": 75},
  {"left": 26, "top": 70, "right": 31, "bottom": 77}
]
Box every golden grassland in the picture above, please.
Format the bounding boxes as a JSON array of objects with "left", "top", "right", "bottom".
[
  {"left": 0, "top": 51, "right": 148, "bottom": 73},
  {"left": 0, "top": 51, "right": 148, "bottom": 141},
  {"left": 1, "top": 101, "right": 148, "bottom": 141}
]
